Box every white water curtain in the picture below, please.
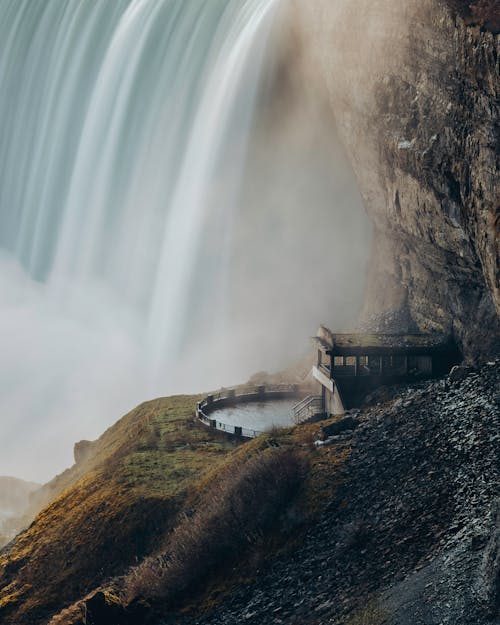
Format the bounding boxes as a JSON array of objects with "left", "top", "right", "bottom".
[{"left": 0, "top": 0, "right": 280, "bottom": 480}]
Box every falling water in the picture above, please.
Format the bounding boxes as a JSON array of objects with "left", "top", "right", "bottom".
[
  {"left": 0, "top": 0, "right": 371, "bottom": 481},
  {"left": 1, "top": 0, "right": 279, "bottom": 357},
  {"left": 0, "top": 0, "right": 282, "bottom": 479}
]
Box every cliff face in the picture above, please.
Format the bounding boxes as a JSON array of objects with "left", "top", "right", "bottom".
[{"left": 294, "top": 0, "right": 499, "bottom": 361}]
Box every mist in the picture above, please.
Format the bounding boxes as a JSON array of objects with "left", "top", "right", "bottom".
[{"left": 0, "top": 1, "right": 371, "bottom": 483}]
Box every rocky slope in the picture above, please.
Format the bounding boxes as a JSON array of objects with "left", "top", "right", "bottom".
[
  {"left": 169, "top": 361, "right": 499, "bottom": 625},
  {"left": 0, "top": 369, "right": 497, "bottom": 625},
  {"left": 294, "top": 0, "right": 499, "bottom": 361}
]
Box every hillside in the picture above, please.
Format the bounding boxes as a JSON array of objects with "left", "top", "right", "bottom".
[
  {"left": 0, "top": 395, "right": 241, "bottom": 624},
  {"left": 0, "top": 363, "right": 497, "bottom": 625},
  {"left": 169, "top": 361, "right": 499, "bottom": 625}
]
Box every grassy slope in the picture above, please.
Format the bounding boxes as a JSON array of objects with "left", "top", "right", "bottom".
[
  {"left": 0, "top": 389, "right": 349, "bottom": 625},
  {"left": 0, "top": 395, "right": 240, "bottom": 624}
]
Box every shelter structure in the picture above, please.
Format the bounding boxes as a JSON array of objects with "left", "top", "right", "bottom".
[{"left": 312, "top": 325, "right": 461, "bottom": 414}]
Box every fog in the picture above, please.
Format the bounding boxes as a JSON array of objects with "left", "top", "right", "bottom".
[{"left": 0, "top": 1, "right": 371, "bottom": 483}]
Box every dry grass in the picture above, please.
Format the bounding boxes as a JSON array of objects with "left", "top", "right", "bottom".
[
  {"left": 0, "top": 396, "right": 353, "bottom": 625},
  {"left": 124, "top": 448, "right": 303, "bottom": 607},
  {"left": 0, "top": 395, "right": 238, "bottom": 625}
]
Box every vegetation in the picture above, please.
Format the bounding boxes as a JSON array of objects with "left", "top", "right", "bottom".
[
  {"left": 124, "top": 447, "right": 303, "bottom": 607},
  {"left": 0, "top": 395, "right": 238, "bottom": 624},
  {"left": 0, "top": 393, "right": 352, "bottom": 625}
]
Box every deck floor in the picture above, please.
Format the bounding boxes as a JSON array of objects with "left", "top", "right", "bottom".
[{"left": 211, "top": 399, "right": 296, "bottom": 432}]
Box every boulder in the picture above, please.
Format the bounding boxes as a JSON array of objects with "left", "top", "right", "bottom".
[{"left": 448, "top": 365, "right": 475, "bottom": 383}]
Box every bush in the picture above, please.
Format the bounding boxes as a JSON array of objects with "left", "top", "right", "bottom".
[{"left": 124, "top": 449, "right": 304, "bottom": 606}]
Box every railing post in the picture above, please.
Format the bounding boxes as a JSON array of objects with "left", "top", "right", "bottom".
[{"left": 234, "top": 426, "right": 242, "bottom": 437}]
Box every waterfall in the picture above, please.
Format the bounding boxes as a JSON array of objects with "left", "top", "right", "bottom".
[
  {"left": 0, "top": 0, "right": 371, "bottom": 482},
  {"left": 0, "top": 0, "right": 281, "bottom": 479}
]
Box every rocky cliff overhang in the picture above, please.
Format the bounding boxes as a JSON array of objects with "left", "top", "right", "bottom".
[{"left": 293, "top": 0, "right": 499, "bottom": 361}]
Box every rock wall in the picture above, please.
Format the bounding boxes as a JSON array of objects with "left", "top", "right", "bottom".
[{"left": 293, "top": 0, "right": 499, "bottom": 361}]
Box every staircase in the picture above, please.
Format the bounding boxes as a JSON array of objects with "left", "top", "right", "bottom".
[{"left": 293, "top": 395, "right": 323, "bottom": 424}]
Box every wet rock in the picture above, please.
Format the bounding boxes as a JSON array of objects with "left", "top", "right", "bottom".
[
  {"left": 167, "top": 361, "right": 499, "bottom": 625},
  {"left": 449, "top": 365, "right": 475, "bottom": 383},
  {"left": 321, "top": 416, "right": 359, "bottom": 438},
  {"left": 476, "top": 502, "right": 500, "bottom": 617},
  {"left": 297, "top": 0, "right": 500, "bottom": 362}
]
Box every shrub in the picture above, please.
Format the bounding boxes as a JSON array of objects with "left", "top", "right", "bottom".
[{"left": 124, "top": 448, "right": 304, "bottom": 606}]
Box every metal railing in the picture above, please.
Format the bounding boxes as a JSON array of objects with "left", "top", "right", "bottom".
[
  {"left": 293, "top": 395, "right": 323, "bottom": 424},
  {"left": 197, "top": 383, "right": 305, "bottom": 439}
]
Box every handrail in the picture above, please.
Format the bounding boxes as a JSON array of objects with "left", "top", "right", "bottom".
[
  {"left": 293, "top": 395, "right": 323, "bottom": 424},
  {"left": 292, "top": 395, "right": 314, "bottom": 412}
]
